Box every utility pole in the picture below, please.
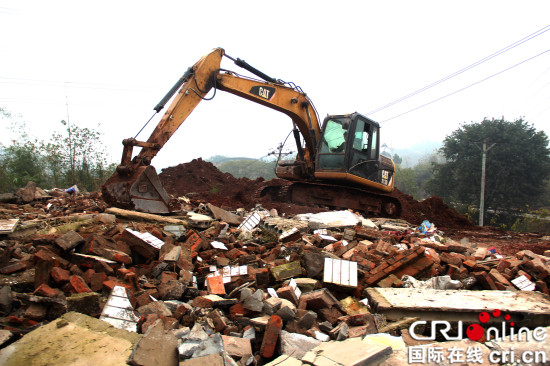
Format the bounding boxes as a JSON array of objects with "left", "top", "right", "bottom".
[{"left": 475, "top": 139, "right": 496, "bottom": 226}]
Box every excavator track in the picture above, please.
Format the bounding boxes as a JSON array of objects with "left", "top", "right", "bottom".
[{"left": 258, "top": 181, "right": 401, "bottom": 218}]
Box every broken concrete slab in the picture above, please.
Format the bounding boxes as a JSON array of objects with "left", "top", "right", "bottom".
[
  {"left": 279, "top": 330, "right": 321, "bottom": 359},
  {"left": 304, "top": 337, "right": 392, "bottom": 365},
  {"left": 365, "top": 288, "right": 550, "bottom": 326},
  {"left": 264, "top": 355, "right": 303, "bottom": 365},
  {"left": 295, "top": 210, "right": 361, "bottom": 228},
  {"left": 207, "top": 203, "right": 243, "bottom": 226},
  {"left": 222, "top": 334, "right": 252, "bottom": 361},
  {"left": 128, "top": 319, "right": 178, "bottom": 366},
  {"left": 0, "top": 311, "right": 141, "bottom": 366},
  {"left": 178, "top": 352, "right": 226, "bottom": 365}
]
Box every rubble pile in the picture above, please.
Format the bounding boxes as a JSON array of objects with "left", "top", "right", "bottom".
[{"left": 0, "top": 174, "right": 550, "bottom": 364}]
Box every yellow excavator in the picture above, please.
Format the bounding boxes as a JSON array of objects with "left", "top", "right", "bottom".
[{"left": 102, "top": 48, "right": 400, "bottom": 216}]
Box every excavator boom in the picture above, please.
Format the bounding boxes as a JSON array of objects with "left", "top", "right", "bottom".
[{"left": 102, "top": 48, "right": 323, "bottom": 213}]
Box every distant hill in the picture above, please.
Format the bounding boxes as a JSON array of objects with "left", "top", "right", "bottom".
[
  {"left": 206, "top": 142, "right": 442, "bottom": 181},
  {"left": 389, "top": 141, "right": 442, "bottom": 167},
  {"left": 206, "top": 155, "right": 277, "bottom": 180},
  {"left": 207, "top": 155, "right": 257, "bottom": 165}
]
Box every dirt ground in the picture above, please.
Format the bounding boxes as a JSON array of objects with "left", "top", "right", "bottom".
[{"left": 158, "top": 158, "right": 550, "bottom": 256}]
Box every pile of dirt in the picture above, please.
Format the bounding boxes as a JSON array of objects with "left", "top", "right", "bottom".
[
  {"left": 159, "top": 158, "right": 474, "bottom": 227},
  {"left": 391, "top": 190, "right": 475, "bottom": 229}
]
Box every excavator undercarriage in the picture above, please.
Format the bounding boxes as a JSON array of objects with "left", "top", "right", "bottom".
[{"left": 258, "top": 180, "right": 401, "bottom": 217}]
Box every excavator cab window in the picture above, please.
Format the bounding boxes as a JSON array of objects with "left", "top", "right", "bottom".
[{"left": 318, "top": 118, "right": 350, "bottom": 170}]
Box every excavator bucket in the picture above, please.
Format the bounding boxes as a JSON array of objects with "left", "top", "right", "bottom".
[{"left": 102, "top": 165, "right": 175, "bottom": 214}]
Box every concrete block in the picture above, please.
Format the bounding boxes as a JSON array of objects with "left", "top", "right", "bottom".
[
  {"left": 0, "top": 312, "right": 141, "bottom": 366},
  {"left": 67, "top": 292, "right": 101, "bottom": 316},
  {"left": 272, "top": 261, "right": 303, "bottom": 281},
  {"left": 279, "top": 330, "right": 321, "bottom": 359}
]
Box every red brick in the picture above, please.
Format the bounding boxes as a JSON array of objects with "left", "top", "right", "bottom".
[
  {"left": 440, "top": 252, "right": 465, "bottom": 266},
  {"left": 474, "top": 271, "right": 498, "bottom": 290},
  {"left": 116, "top": 267, "right": 133, "bottom": 279},
  {"left": 473, "top": 247, "right": 488, "bottom": 260},
  {"left": 412, "top": 256, "right": 435, "bottom": 272},
  {"left": 488, "top": 269, "right": 512, "bottom": 287},
  {"left": 160, "top": 271, "right": 177, "bottom": 284},
  {"left": 82, "top": 269, "right": 95, "bottom": 285},
  {"left": 463, "top": 259, "right": 477, "bottom": 270},
  {"left": 70, "top": 275, "right": 92, "bottom": 293},
  {"left": 377, "top": 274, "right": 402, "bottom": 288},
  {"left": 33, "top": 283, "right": 59, "bottom": 298},
  {"left": 260, "top": 315, "right": 282, "bottom": 358},
  {"left": 50, "top": 266, "right": 71, "bottom": 285},
  {"left": 496, "top": 260, "right": 511, "bottom": 272},
  {"left": 185, "top": 230, "right": 204, "bottom": 255},
  {"left": 0, "top": 262, "right": 27, "bottom": 274},
  {"left": 173, "top": 303, "right": 189, "bottom": 320},
  {"left": 102, "top": 279, "right": 129, "bottom": 293},
  {"left": 229, "top": 302, "right": 246, "bottom": 319},
  {"left": 425, "top": 248, "right": 440, "bottom": 264},
  {"left": 276, "top": 285, "right": 299, "bottom": 305},
  {"left": 206, "top": 276, "right": 226, "bottom": 295},
  {"left": 90, "top": 272, "right": 107, "bottom": 292},
  {"left": 536, "top": 280, "right": 549, "bottom": 295}
]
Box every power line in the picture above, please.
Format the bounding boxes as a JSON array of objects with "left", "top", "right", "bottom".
[
  {"left": 0, "top": 76, "right": 163, "bottom": 92},
  {"left": 367, "top": 24, "right": 550, "bottom": 116},
  {"left": 381, "top": 48, "right": 550, "bottom": 123}
]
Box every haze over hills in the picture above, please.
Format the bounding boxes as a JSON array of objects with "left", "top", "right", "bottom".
[
  {"left": 206, "top": 141, "right": 443, "bottom": 179},
  {"left": 387, "top": 140, "right": 442, "bottom": 168}
]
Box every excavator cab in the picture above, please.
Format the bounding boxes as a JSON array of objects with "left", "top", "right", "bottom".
[{"left": 315, "top": 112, "right": 395, "bottom": 192}]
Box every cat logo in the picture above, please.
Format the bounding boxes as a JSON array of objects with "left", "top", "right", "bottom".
[{"left": 250, "top": 86, "right": 276, "bottom": 101}]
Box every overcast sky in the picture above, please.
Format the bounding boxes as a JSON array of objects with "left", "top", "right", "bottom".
[{"left": 1, "top": 1, "right": 549, "bottom": 170}]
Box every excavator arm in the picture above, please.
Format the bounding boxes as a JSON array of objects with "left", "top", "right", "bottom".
[{"left": 102, "top": 48, "right": 322, "bottom": 213}]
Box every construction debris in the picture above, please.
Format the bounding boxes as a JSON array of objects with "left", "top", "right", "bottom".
[{"left": 1, "top": 161, "right": 550, "bottom": 364}]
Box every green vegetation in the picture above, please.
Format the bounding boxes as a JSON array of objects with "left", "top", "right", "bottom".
[
  {"left": 427, "top": 117, "right": 550, "bottom": 213},
  {"left": 0, "top": 109, "right": 116, "bottom": 193}
]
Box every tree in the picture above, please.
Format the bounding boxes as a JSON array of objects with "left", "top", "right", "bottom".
[
  {"left": 395, "top": 153, "right": 442, "bottom": 200},
  {"left": 427, "top": 117, "right": 550, "bottom": 214},
  {"left": 44, "top": 120, "right": 116, "bottom": 191},
  {"left": 0, "top": 117, "right": 46, "bottom": 191},
  {"left": 0, "top": 110, "right": 116, "bottom": 193}
]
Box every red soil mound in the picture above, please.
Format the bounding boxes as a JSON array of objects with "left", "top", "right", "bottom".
[{"left": 159, "top": 158, "right": 473, "bottom": 228}]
